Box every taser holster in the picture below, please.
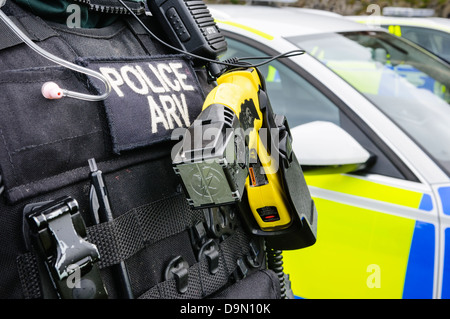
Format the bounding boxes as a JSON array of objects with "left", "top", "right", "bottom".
[{"left": 173, "top": 66, "right": 317, "bottom": 250}]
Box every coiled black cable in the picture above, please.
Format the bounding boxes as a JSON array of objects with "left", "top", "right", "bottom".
[{"left": 266, "top": 247, "right": 287, "bottom": 299}]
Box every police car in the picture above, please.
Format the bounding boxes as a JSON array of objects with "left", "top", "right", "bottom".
[
  {"left": 208, "top": 4, "right": 450, "bottom": 299},
  {"left": 347, "top": 7, "right": 450, "bottom": 63}
]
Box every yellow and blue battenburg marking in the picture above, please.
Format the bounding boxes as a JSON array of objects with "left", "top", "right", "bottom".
[
  {"left": 283, "top": 174, "right": 436, "bottom": 299},
  {"left": 439, "top": 187, "right": 450, "bottom": 298}
]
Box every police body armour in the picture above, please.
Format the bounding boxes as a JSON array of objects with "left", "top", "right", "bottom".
[{"left": 0, "top": 0, "right": 279, "bottom": 299}]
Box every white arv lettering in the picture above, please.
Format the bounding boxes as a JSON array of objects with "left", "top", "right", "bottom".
[
  {"left": 172, "top": 93, "right": 190, "bottom": 127},
  {"left": 148, "top": 94, "right": 191, "bottom": 133},
  {"left": 159, "top": 94, "right": 183, "bottom": 129},
  {"left": 148, "top": 95, "right": 169, "bottom": 133}
]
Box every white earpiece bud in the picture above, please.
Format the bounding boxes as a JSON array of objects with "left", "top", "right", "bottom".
[{"left": 41, "top": 82, "right": 64, "bottom": 100}]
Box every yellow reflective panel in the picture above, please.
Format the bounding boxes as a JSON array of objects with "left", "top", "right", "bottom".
[
  {"left": 325, "top": 61, "right": 382, "bottom": 95},
  {"left": 388, "top": 25, "right": 395, "bottom": 34},
  {"left": 305, "top": 174, "right": 423, "bottom": 208},
  {"left": 388, "top": 25, "right": 402, "bottom": 37},
  {"left": 283, "top": 198, "right": 416, "bottom": 299},
  {"left": 266, "top": 65, "right": 278, "bottom": 82}
]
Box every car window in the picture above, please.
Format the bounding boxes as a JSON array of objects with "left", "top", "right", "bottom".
[
  {"left": 221, "top": 38, "right": 340, "bottom": 127},
  {"left": 383, "top": 25, "right": 450, "bottom": 63},
  {"left": 221, "top": 36, "right": 408, "bottom": 180},
  {"left": 289, "top": 31, "right": 450, "bottom": 176}
]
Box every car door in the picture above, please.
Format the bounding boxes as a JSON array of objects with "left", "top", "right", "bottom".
[{"left": 221, "top": 34, "right": 441, "bottom": 299}]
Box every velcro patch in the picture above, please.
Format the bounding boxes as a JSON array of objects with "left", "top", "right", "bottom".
[{"left": 82, "top": 56, "right": 204, "bottom": 154}]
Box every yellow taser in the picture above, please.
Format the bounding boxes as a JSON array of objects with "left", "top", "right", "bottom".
[
  {"left": 202, "top": 67, "right": 292, "bottom": 231},
  {"left": 173, "top": 65, "right": 317, "bottom": 250}
]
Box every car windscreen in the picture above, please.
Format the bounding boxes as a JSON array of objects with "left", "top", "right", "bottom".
[
  {"left": 288, "top": 31, "right": 450, "bottom": 176},
  {"left": 382, "top": 25, "right": 450, "bottom": 63}
]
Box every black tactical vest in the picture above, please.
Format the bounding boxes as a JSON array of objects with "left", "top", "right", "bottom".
[{"left": 0, "top": 1, "right": 281, "bottom": 299}]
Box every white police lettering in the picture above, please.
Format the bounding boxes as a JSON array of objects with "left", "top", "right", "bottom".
[
  {"left": 99, "top": 67, "right": 125, "bottom": 97},
  {"left": 135, "top": 65, "right": 165, "bottom": 93},
  {"left": 99, "top": 62, "right": 195, "bottom": 133},
  {"left": 157, "top": 63, "right": 181, "bottom": 91},
  {"left": 121, "top": 65, "right": 149, "bottom": 95},
  {"left": 170, "top": 62, "right": 195, "bottom": 91},
  {"left": 147, "top": 64, "right": 170, "bottom": 92}
]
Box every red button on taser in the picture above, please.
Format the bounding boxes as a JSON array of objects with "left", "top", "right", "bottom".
[{"left": 256, "top": 206, "right": 280, "bottom": 222}]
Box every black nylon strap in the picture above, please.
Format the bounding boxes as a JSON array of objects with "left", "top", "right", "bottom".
[
  {"left": 138, "top": 228, "right": 251, "bottom": 299},
  {"left": 86, "top": 193, "right": 204, "bottom": 269},
  {"left": 16, "top": 201, "right": 252, "bottom": 299},
  {"left": 16, "top": 252, "right": 42, "bottom": 299}
]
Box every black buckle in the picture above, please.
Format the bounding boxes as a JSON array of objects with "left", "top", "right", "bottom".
[
  {"left": 190, "top": 221, "right": 221, "bottom": 275},
  {"left": 164, "top": 256, "right": 189, "bottom": 294},
  {"left": 198, "top": 239, "right": 220, "bottom": 274},
  {"left": 236, "top": 257, "right": 248, "bottom": 279},
  {"left": 246, "top": 239, "right": 262, "bottom": 268},
  {"left": 233, "top": 239, "right": 264, "bottom": 282},
  {"left": 24, "top": 196, "right": 107, "bottom": 299}
]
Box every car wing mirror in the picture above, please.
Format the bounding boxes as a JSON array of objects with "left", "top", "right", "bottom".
[{"left": 290, "top": 121, "right": 375, "bottom": 175}]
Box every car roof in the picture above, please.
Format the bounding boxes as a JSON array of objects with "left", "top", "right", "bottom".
[
  {"left": 208, "top": 4, "right": 372, "bottom": 38},
  {"left": 347, "top": 15, "right": 450, "bottom": 33}
]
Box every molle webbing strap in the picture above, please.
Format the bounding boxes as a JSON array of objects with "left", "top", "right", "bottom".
[
  {"left": 137, "top": 227, "right": 251, "bottom": 299},
  {"left": 15, "top": 193, "right": 201, "bottom": 299},
  {"left": 16, "top": 193, "right": 252, "bottom": 299},
  {"left": 17, "top": 252, "right": 42, "bottom": 299},
  {"left": 86, "top": 193, "right": 204, "bottom": 269}
]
